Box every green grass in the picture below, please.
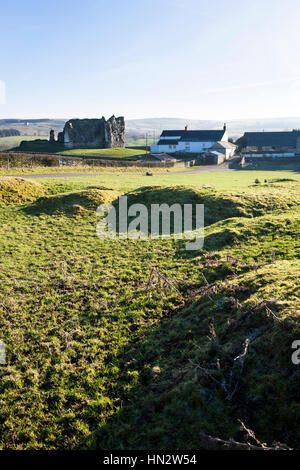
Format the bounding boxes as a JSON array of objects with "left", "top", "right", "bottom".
[
  {"left": 10, "top": 140, "right": 149, "bottom": 159},
  {"left": 242, "top": 160, "right": 300, "bottom": 171},
  {"left": 35, "top": 169, "right": 300, "bottom": 194},
  {"left": 0, "top": 135, "right": 48, "bottom": 150},
  {"left": 0, "top": 177, "right": 45, "bottom": 204},
  {"left": 0, "top": 165, "right": 193, "bottom": 176},
  {"left": 0, "top": 171, "right": 299, "bottom": 449},
  {"left": 60, "top": 147, "right": 148, "bottom": 159}
]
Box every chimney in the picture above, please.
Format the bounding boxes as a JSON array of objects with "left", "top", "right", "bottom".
[
  {"left": 223, "top": 123, "right": 227, "bottom": 131},
  {"left": 185, "top": 125, "right": 188, "bottom": 131}
]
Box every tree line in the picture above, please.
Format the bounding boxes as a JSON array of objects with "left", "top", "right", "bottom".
[{"left": 0, "top": 129, "right": 21, "bottom": 137}]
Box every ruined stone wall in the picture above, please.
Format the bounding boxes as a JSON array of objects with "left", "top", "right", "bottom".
[{"left": 57, "top": 115, "right": 125, "bottom": 149}]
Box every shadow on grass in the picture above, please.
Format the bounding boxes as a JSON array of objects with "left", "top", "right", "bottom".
[
  {"left": 239, "top": 163, "right": 300, "bottom": 173},
  {"left": 77, "top": 267, "right": 299, "bottom": 450},
  {"left": 78, "top": 290, "right": 237, "bottom": 450}
]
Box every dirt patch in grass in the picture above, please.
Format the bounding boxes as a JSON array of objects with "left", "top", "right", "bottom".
[{"left": 0, "top": 177, "right": 45, "bottom": 204}]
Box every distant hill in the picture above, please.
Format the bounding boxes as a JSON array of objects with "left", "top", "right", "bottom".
[
  {"left": 0, "top": 119, "right": 65, "bottom": 139},
  {"left": 2, "top": 117, "right": 300, "bottom": 148},
  {"left": 126, "top": 117, "right": 300, "bottom": 140}
]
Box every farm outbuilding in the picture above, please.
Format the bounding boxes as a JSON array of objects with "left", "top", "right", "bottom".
[
  {"left": 210, "top": 141, "right": 236, "bottom": 159},
  {"left": 237, "top": 130, "right": 300, "bottom": 157}
]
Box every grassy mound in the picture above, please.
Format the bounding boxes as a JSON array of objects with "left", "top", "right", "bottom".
[
  {"left": 0, "top": 177, "right": 45, "bottom": 204},
  {"left": 89, "top": 257, "right": 300, "bottom": 449},
  {"left": 125, "top": 185, "right": 300, "bottom": 227},
  {"left": 26, "top": 188, "right": 121, "bottom": 216},
  {"left": 205, "top": 211, "right": 300, "bottom": 254}
]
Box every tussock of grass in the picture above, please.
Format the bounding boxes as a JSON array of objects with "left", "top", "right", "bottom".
[
  {"left": 0, "top": 177, "right": 45, "bottom": 204},
  {"left": 26, "top": 188, "right": 121, "bottom": 216}
]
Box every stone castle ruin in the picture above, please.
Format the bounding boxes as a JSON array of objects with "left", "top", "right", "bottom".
[{"left": 50, "top": 115, "right": 125, "bottom": 149}]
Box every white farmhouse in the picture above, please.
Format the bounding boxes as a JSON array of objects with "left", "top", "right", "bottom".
[{"left": 150, "top": 124, "right": 234, "bottom": 158}]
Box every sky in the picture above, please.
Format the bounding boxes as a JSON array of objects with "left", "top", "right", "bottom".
[{"left": 1, "top": 0, "right": 300, "bottom": 120}]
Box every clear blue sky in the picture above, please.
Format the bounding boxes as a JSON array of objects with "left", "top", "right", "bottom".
[{"left": 1, "top": 0, "right": 300, "bottom": 120}]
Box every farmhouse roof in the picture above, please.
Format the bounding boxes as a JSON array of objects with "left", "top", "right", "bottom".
[
  {"left": 242, "top": 130, "right": 300, "bottom": 147},
  {"left": 161, "top": 129, "right": 225, "bottom": 142},
  {"left": 161, "top": 130, "right": 185, "bottom": 137},
  {"left": 157, "top": 139, "right": 179, "bottom": 145}
]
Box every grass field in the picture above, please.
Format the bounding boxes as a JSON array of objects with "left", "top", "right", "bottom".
[
  {"left": 60, "top": 147, "right": 148, "bottom": 159},
  {"left": 36, "top": 169, "right": 300, "bottom": 193},
  {"left": 0, "top": 135, "right": 48, "bottom": 151},
  {"left": 0, "top": 166, "right": 192, "bottom": 176},
  {"left": 0, "top": 169, "right": 299, "bottom": 450},
  {"left": 9, "top": 140, "right": 149, "bottom": 159}
]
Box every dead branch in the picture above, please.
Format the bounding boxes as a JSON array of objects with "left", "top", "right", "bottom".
[
  {"left": 226, "top": 339, "right": 250, "bottom": 400},
  {"left": 189, "top": 360, "right": 228, "bottom": 393},
  {"left": 265, "top": 305, "right": 282, "bottom": 322},
  {"left": 208, "top": 322, "right": 217, "bottom": 341},
  {"left": 200, "top": 430, "right": 292, "bottom": 450},
  {"left": 238, "top": 420, "right": 267, "bottom": 448},
  {"left": 189, "top": 274, "right": 221, "bottom": 301},
  {"left": 200, "top": 419, "right": 293, "bottom": 450},
  {"left": 227, "top": 255, "right": 248, "bottom": 266},
  {"left": 145, "top": 264, "right": 183, "bottom": 304},
  {"left": 234, "top": 338, "right": 250, "bottom": 370},
  {"left": 191, "top": 337, "right": 251, "bottom": 401},
  {"left": 224, "top": 301, "right": 266, "bottom": 335},
  {"left": 200, "top": 431, "right": 267, "bottom": 450}
]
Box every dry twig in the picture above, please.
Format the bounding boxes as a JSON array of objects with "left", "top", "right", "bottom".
[{"left": 200, "top": 419, "right": 293, "bottom": 450}]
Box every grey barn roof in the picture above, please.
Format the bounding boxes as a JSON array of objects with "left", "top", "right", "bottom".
[
  {"left": 242, "top": 130, "right": 300, "bottom": 147},
  {"left": 150, "top": 153, "right": 176, "bottom": 161},
  {"left": 160, "top": 129, "right": 225, "bottom": 142},
  {"left": 211, "top": 141, "right": 236, "bottom": 149},
  {"left": 142, "top": 153, "right": 176, "bottom": 162}
]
